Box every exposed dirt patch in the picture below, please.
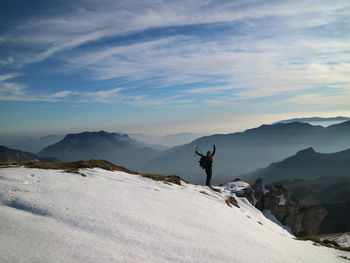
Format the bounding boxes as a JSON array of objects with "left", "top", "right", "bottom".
[
  {"left": 199, "top": 191, "right": 216, "bottom": 198},
  {"left": 225, "top": 196, "right": 240, "bottom": 208},
  {"left": 209, "top": 186, "right": 222, "bottom": 193},
  {"left": 141, "top": 174, "right": 185, "bottom": 185},
  {"left": 0, "top": 160, "right": 186, "bottom": 185},
  {"left": 0, "top": 159, "right": 136, "bottom": 174}
]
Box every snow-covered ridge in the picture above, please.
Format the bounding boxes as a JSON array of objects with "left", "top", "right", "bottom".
[{"left": 0, "top": 167, "right": 348, "bottom": 263}]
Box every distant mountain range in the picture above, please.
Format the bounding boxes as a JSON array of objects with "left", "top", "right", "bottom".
[
  {"left": 272, "top": 176, "right": 350, "bottom": 206},
  {"left": 0, "top": 132, "right": 205, "bottom": 153},
  {"left": 276, "top": 116, "right": 350, "bottom": 123},
  {"left": 39, "top": 131, "right": 162, "bottom": 169},
  {"left": 0, "top": 146, "right": 56, "bottom": 162},
  {"left": 275, "top": 116, "right": 350, "bottom": 127},
  {"left": 0, "top": 134, "right": 65, "bottom": 154},
  {"left": 141, "top": 120, "right": 350, "bottom": 184},
  {"left": 5, "top": 118, "right": 350, "bottom": 184},
  {"left": 128, "top": 132, "right": 207, "bottom": 148},
  {"left": 241, "top": 147, "right": 350, "bottom": 184}
]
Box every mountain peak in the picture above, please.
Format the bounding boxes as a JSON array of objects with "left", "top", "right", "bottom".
[
  {"left": 63, "top": 131, "right": 129, "bottom": 142},
  {"left": 39, "top": 130, "right": 160, "bottom": 167},
  {"left": 327, "top": 120, "right": 350, "bottom": 128},
  {"left": 296, "top": 147, "right": 315, "bottom": 155},
  {"left": 244, "top": 121, "right": 319, "bottom": 135}
]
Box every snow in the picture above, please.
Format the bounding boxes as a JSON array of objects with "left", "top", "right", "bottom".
[
  {"left": 262, "top": 184, "right": 270, "bottom": 194},
  {"left": 337, "top": 235, "right": 350, "bottom": 248},
  {"left": 0, "top": 167, "right": 349, "bottom": 263},
  {"left": 263, "top": 209, "right": 292, "bottom": 233},
  {"left": 223, "top": 180, "right": 250, "bottom": 195},
  {"left": 277, "top": 194, "right": 287, "bottom": 206}
]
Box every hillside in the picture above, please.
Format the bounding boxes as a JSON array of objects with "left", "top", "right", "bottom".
[
  {"left": 0, "top": 165, "right": 348, "bottom": 262},
  {"left": 242, "top": 147, "right": 350, "bottom": 184},
  {"left": 0, "top": 145, "right": 56, "bottom": 162},
  {"left": 141, "top": 121, "right": 350, "bottom": 184},
  {"left": 276, "top": 116, "right": 350, "bottom": 126},
  {"left": 128, "top": 132, "right": 207, "bottom": 148},
  {"left": 272, "top": 176, "right": 350, "bottom": 205}
]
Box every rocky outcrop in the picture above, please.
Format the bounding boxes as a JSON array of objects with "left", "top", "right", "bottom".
[
  {"left": 225, "top": 196, "right": 240, "bottom": 208},
  {"left": 251, "top": 178, "right": 328, "bottom": 237},
  {"left": 224, "top": 178, "right": 328, "bottom": 236}
]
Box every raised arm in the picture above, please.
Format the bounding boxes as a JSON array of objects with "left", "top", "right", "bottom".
[
  {"left": 196, "top": 151, "right": 205, "bottom": 157},
  {"left": 212, "top": 145, "right": 216, "bottom": 156}
]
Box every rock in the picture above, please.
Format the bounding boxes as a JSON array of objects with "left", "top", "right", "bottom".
[
  {"left": 242, "top": 187, "right": 255, "bottom": 205},
  {"left": 297, "top": 206, "right": 328, "bottom": 236},
  {"left": 251, "top": 178, "right": 265, "bottom": 210},
  {"left": 225, "top": 196, "right": 240, "bottom": 208},
  {"left": 164, "top": 175, "right": 182, "bottom": 185},
  {"left": 250, "top": 178, "right": 327, "bottom": 237}
]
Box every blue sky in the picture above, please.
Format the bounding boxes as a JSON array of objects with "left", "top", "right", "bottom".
[{"left": 1, "top": 0, "right": 350, "bottom": 135}]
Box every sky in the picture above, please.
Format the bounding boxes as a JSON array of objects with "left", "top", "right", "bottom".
[{"left": 1, "top": 0, "right": 350, "bottom": 136}]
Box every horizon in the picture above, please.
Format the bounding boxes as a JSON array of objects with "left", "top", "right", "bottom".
[
  {"left": 0, "top": 115, "right": 348, "bottom": 139},
  {"left": 1, "top": 1, "right": 350, "bottom": 135}
]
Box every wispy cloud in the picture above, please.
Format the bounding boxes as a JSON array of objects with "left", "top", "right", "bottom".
[
  {"left": 2, "top": 0, "right": 349, "bottom": 65},
  {"left": 0, "top": 78, "right": 191, "bottom": 107},
  {"left": 286, "top": 91, "right": 350, "bottom": 106},
  {"left": 0, "top": 73, "right": 21, "bottom": 82},
  {"left": 1, "top": 0, "right": 350, "bottom": 109}
]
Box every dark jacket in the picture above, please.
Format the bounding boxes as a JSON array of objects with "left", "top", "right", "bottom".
[{"left": 196, "top": 145, "right": 216, "bottom": 168}]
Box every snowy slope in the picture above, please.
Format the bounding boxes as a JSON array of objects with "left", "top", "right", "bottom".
[{"left": 0, "top": 167, "right": 348, "bottom": 263}]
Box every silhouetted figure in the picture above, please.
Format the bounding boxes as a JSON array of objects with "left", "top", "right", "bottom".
[{"left": 196, "top": 145, "right": 216, "bottom": 186}]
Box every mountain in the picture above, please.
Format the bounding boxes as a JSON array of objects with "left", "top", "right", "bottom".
[
  {"left": 241, "top": 147, "right": 350, "bottom": 184},
  {"left": 0, "top": 165, "right": 347, "bottom": 262},
  {"left": 39, "top": 131, "right": 161, "bottom": 169},
  {"left": 276, "top": 116, "right": 350, "bottom": 124},
  {"left": 0, "top": 145, "right": 56, "bottom": 162},
  {"left": 141, "top": 121, "right": 350, "bottom": 184},
  {"left": 128, "top": 132, "right": 207, "bottom": 148},
  {"left": 275, "top": 116, "right": 350, "bottom": 127},
  {"left": 0, "top": 134, "right": 64, "bottom": 154},
  {"left": 272, "top": 176, "right": 350, "bottom": 205}
]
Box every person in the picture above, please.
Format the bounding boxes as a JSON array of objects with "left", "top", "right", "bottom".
[{"left": 196, "top": 145, "right": 216, "bottom": 186}]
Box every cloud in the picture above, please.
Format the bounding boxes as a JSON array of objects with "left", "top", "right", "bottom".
[
  {"left": 66, "top": 35, "right": 350, "bottom": 102},
  {"left": 0, "top": 72, "right": 187, "bottom": 105},
  {"left": 80, "top": 88, "right": 124, "bottom": 103},
  {"left": 187, "top": 86, "right": 238, "bottom": 94},
  {"left": 0, "top": 82, "right": 26, "bottom": 98},
  {"left": 0, "top": 57, "right": 14, "bottom": 65},
  {"left": 0, "top": 73, "right": 26, "bottom": 100},
  {"left": 2, "top": 0, "right": 349, "bottom": 65},
  {"left": 1, "top": 0, "right": 350, "bottom": 109},
  {"left": 0, "top": 73, "right": 21, "bottom": 82},
  {"left": 0, "top": 71, "right": 121, "bottom": 103},
  {"left": 286, "top": 92, "right": 350, "bottom": 106},
  {"left": 0, "top": 80, "right": 123, "bottom": 103}
]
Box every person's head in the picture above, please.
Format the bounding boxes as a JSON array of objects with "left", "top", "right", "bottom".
[{"left": 207, "top": 151, "right": 212, "bottom": 157}]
